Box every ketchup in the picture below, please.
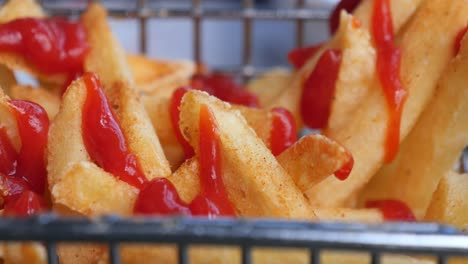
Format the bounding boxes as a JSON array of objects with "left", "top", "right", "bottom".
[
  {"left": 191, "top": 73, "right": 259, "bottom": 107},
  {"left": 0, "top": 17, "right": 88, "bottom": 91},
  {"left": 300, "top": 49, "right": 342, "bottom": 129},
  {"left": 8, "top": 100, "right": 49, "bottom": 195},
  {"left": 366, "top": 199, "right": 416, "bottom": 221},
  {"left": 169, "top": 87, "right": 195, "bottom": 159},
  {"left": 134, "top": 104, "right": 235, "bottom": 217},
  {"left": 454, "top": 25, "right": 468, "bottom": 56},
  {"left": 372, "top": 0, "right": 407, "bottom": 163},
  {"left": 270, "top": 107, "right": 297, "bottom": 156},
  {"left": 287, "top": 43, "right": 323, "bottom": 69},
  {"left": 0, "top": 101, "right": 49, "bottom": 216},
  {"left": 82, "top": 72, "right": 148, "bottom": 189},
  {"left": 333, "top": 152, "right": 354, "bottom": 180},
  {"left": 329, "top": 0, "right": 362, "bottom": 34},
  {"left": 3, "top": 190, "right": 45, "bottom": 217}
]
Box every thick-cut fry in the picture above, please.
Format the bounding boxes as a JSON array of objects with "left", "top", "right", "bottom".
[
  {"left": 82, "top": 3, "right": 170, "bottom": 178},
  {"left": 127, "top": 54, "right": 194, "bottom": 96},
  {"left": 424, "top": 171, "right": 468, "bottom": 231},
  {"left": 10, "top": 85, "right": 60, "bottom": 120},
  {"left": 246, "top": 68, "right": 292, "bottom": 107},
  {"left": 358, "top": 30, "right": 468, "bottom": 218},
  {"left": 326, "top": 11, "right": 375, "bottom": 134},
  {"left": 142, "top": 95, "right": 274, "bottom": 168},
  {"left": 48, "top": 78, "right": 140, "bottom": 216},
  {"left": 309, "top": 0, "right": 468, "bottom": 207},
  {"left": 179, "top": 90, "right": 315, "bottom": 219},
  {"left": 314, "top": 208, "right": 383, "bottom": 223},
  {"left": 0, "top": 0, "right": 45, "bottom": 24},
  {"left": 3, "top": 243, "right": 46, "bottom": 264},
  {"left": 0, "top": 89, "right": 19, "bottom": 151},
  {"left": 168, "top": 134, "right": 352, "bottom": 203}
]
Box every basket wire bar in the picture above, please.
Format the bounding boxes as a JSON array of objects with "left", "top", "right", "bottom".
[{"left": 1, "top": 1, "right": 466, "bottom": 264}]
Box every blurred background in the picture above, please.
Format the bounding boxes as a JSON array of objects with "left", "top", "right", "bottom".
[{"left": 41, "top": 0, "right": 338, "bottom": 68}]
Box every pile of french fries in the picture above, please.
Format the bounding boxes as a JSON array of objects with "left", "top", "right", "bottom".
[{"left": 0, "top": 0, "right": 466, "bottom": 263}]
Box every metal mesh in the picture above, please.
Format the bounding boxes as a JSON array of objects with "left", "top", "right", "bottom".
[{"left": 1, "top": 1, "right": 467, "bottom": 263}]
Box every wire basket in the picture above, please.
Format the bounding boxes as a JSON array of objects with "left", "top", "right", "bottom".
[{"left": 1, "top": 1, "right": 467, "bottom": 263}]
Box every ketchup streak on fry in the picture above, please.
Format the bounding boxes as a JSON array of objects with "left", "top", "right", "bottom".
[
  {"left": 366, "top": 199, "right": 416, "bottom": 221},
  {"left": 454, "top": 25, "right": 468, "bottom": 56},
  {"left": 372, "top": 0, "right": 407, "bottom": 163},
  {"left": 270, "top": 107, "right": 297, "bottom": 156},
  {"left": 135, "top": 104, "right": 235, "bottom": 217},
  {"left": 300, "top": 49, "right": 342, "bottom": 129},
  {"left": 0, "top": 18, "right": 89, "bottom": 92},
  {"left": 287, "top": 43, "right": 324, "bottom": 69},
  {"left": 82, "top": 72, "right": 148, "bottom": 189},
  {"left": 0, "top": 101, "right": 49, "bottom": 216}
]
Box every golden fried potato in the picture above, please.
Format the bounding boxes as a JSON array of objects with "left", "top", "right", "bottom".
[
  {"left": 48, "top": 78, "right": 139, "bottom": 216},
  {"left": 0, "top": 89, "right": 19, "bottom": 151},
  {"left": 314, "top": 207, "right": 382, "bottom": 223},
  {"left": 309, "top": 0, "right": 468, "bottom": 207},
  {"left": 82, "top": 3, "right": 170, "bottom": 178},
  {"left": 0, "top": 0, "right": 45, "bottom": 24},
  {"left": 246, "top": 68, "right": 292, "bottom": 107},
  {"left": 326, "top": 11, "right": 375, "bottom": 134},
  {"left": 424, "top": 171, "right": 468, "bottom": 231},
  {"left": 179, "top": 90, "right": 315, "bottom": 219},
  {"left": 168, "top": 134, "right": 353, "bottom": 204},
  {"left": 9, "top": 85, "right": 60, "bottom": 120},
  {"left": 358, "top": 29, "right": 468, "bottom": 218},
  {"left": 128, "top": 54, "right": 194, "bottom": 96},
  {"left": 0, "top": 65, "right": 16, "bottom": 93}
]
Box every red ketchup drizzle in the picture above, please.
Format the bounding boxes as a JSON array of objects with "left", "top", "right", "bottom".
[
  {"left": 366, "top": 199, "right": 416, "bottom": 221},
  {"left": 134, "top": 104, "right": 235, "bottom": 218},
  {"left": 0, "top": 101, "right": 49, "bottom": 216},
  {"left": 372, "top": 0, "right": 407, "bottom": 163},
  {"left": 0, "top": 17, "right": 88, "bottom": 92},
  {"left": 169, "top": 87, "right": 195, "bottom": 159},
  {"left": 287, "top": 43, "right": 323, "bottom": 69},
  {"left": 300, "top": 49, "right": 342, "bottom": 129},
  {"left": 454, "top": 25, "right": 468, "bottom": 56},
  {"left": 329, "top": 0, "right": 362, "bottom": 34},
  {"left": 3, "top": 190, "right": 45, "bottom": 217},
  {"left": 333, "top": 152, "right": 354, "bottom": 180},
  {"left": 82, "top": 72, "right": 147, "bottom": 189},
  {"left": 191, "top": 73, "right": 259, "bottom": 107},
  {"left": 270, "top": 107, "right": 297, "bottom": 156},
  {"left": 8, "top": 100, "right": 49, "bottom": 195}
]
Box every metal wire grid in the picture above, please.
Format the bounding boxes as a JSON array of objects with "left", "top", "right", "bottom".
[
  {"left": 0, "top": 1, "right": 465, "bottom": 264},
  {"left": 1, "top": 215, "right": 467, "bottom": 264}
]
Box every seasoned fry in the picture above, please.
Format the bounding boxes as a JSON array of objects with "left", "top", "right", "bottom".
[
  {"left": 128, "top": 53, "right": 194, "bottom": 96},
  {"left": 246, "top": 68, "right": 292, "bottom": 107},
  {"left": 358, "top": 29, "right": 468, "bottom": 218},
  {"left": 82, "top": 3, "right": 170, "bottom": 178},
  {"left": 179, "top": 90, "right": 315, "bottom": 219},
  {"left": 309, "top": 0, "right": 468, "bottom": 207},
  {"left": 424, "top": 171, "right": 468, "bottom": 231},
  {"left": 168, "top": 134, "right": 352, "bottom": 203}
]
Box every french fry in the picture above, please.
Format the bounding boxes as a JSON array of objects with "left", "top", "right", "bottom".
[
  {"left": 246, "top": 68, "right": 292, "bottom": 107},
  {"left": 142, "top": 95, "right": 274, "bottom": 168},
  {"left": 9, "top": 85, "right": 60, "bottom": 120},
  {"left": 82, "top": 3, "right": 170, "bottom": 178},
  {"left": 179, "top": 90, "right": 315, "bottom": 219},
  {"left": 3, "top": 242, "right": 46, "bottom": 264},
  {"left": 0, "top": 89, "right": 20, "bottom": 151},
  {"left": 0, "top": 65, "right": 16, "bottom": 94},
  {"left": 308, "top": 0, "right": 468, "bottom": 207},
  {"left": 168, "top": 134, "right": 353, "bottom": 203},
  {"left": 0, "top": 0, "right": 45, "bottom": 24},
  {"left": 326, "top": 11, "right": 375, "bottom": 134},
  {"left": 357, "top": 28, "right": 468, "bottom": 218},
  {"left": 127, "top": 53, "right": 194, "bottom": 96},
  {"left": 424, "top": 171, "right": 468, "bottom": 231}
]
